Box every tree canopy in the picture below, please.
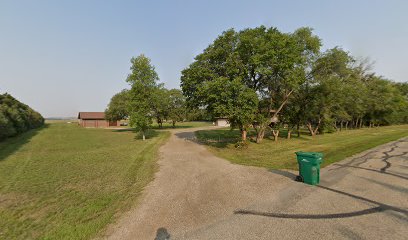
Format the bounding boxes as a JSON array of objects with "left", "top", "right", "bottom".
[
  {"left": 181, "top": 26, "right": 321, "bottom": 142},
  {"left": 126, "top": 54, "right": 160, "bottom": 140},
  {"left": 105, "top": 89, "right": 130, "bottom": 121},
  {"left": 106, "top": 55, "right": 189, "bottom": 140},
  {"left": 181, "top": 26, "right": 408, "bottom": 142}
]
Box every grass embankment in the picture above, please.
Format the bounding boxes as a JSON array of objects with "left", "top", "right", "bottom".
[
  {"left": 0, "top": 122, "right": 169, "bottom": 239},
  {"left": 196, "top": 125, "right": 408, "bottom": 170}
]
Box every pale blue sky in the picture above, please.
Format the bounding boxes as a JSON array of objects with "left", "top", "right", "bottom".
[{"left": 1, "top": 0, "right": 407, "bottom": 117}]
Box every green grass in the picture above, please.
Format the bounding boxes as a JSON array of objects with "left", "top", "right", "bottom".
[
  {"left": 0, "top": 122, "right": 169, "bottom": 240},
  {"left": 151, "top": 121, "right": 213, "bottom": 129},
  {"left": 196, "top": 125, "right": 408, "bottom": 170}
]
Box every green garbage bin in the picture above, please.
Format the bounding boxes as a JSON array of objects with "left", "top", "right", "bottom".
[{"left": 295, "top": 152, "right": 323, "bottom": 185}]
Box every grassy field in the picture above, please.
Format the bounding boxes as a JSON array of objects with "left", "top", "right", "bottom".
[
  {"left": 0, "top": 122, "right": 169, "bottom": 239},
  {"left": 196, "top": 125, "right": 408, "bottom": 170}
]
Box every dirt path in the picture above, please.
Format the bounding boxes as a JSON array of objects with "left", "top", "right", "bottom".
[{"left": 104, "top": 127, "right": 293, "bottom": 239}]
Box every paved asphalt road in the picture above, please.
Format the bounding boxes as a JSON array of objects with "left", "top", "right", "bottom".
[
  {"left": 179, "top": 137, "right": 408, "bottom": 240},
  {"left": 105, "top": 128, "right": 407, "bottom": 240}
]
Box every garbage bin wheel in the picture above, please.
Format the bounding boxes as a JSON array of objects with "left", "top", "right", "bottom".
[{"left": 295, "top": 175, "right": 303, "bottom": 182}]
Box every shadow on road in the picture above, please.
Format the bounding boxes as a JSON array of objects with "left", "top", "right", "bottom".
[
  {"left": 234, "top": 185, "right": 408, "bottom": 220},
  {"left": 155, "top": 227, "right": 171, "bottom": 240},
  {"left": 175, "top": 131, "right": 194, "bottom": 140},
  {"left": 332, "top": 164, "right": 408, "bottom": 180},
  {"left": 235, "top": 140, "right": 408, "bottom": 220},
  {"left": 269, "top": 169, "right": 297, "bottom": 180}
]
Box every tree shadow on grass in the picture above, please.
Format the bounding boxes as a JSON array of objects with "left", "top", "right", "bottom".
[
  {"left": 151, "top": 121, "right": 212, "bottom": 130},
  {"left": 0, "top": 124, "right": 48, "bottom": 162},
  {"left": 111, "top": 128, "right": 160, "bottom": 140},
  {"left": 136, "top": 129, "right": 160, "bottom": 140},
  {"left": 192, "top": 129, "right": 243, "bottom": 148},
  {"left": 111, "top": 128, "right": 136, "bottom": 133}
]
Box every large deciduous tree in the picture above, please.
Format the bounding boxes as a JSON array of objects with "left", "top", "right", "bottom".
[
  {"left": 126, "top": 54, "right": 160, "bottom": 140},
  {"left": 181, "top": 26, "right": 321, "bottom": 143},
  {"left": 151, "top": 86, "right": 169, "bottom": 128},
  {"left": 201, "top": 78, "right": 258, "bottom": 141},
  {"left": 105, "top": 89, "right": 130, "bottom": 121},
  {"left": 167, "top": 89, "right": 187, "bottom": 127}
]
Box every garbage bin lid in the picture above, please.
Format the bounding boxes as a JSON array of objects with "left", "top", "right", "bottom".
[{"left": 295, "top": 151, "right": 323, "bottom": 158}]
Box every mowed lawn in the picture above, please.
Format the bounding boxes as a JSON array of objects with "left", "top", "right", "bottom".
[
  {"left": 0, "top": 122, "right": 169, "bottom": 239},
  {"left": 196, "top": 125, "right": 408, "bottom": 170}
]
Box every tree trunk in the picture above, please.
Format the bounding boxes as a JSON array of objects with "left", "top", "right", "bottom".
[
  {"left": 256, "top": 128, "right": 265, "bottom": 143},
  {"left": 254, "top": 122, "right": 267, "bottom": 144},
  {"left": 297, "top": 123, "right": 301, "bottom": 137},
  {"left": 172, "top": 121, "right": 176, "bottom": 128},
  {"left": 345, "top": 121, "right": 349, "bottom": 130},
  {"left": 241, "top": 129, "right": 247, "bottom": 141},
  {"left": 306, "top": 123, "right": 315, "bottom": 137},
  {"left": 307, "top": 118, "right": 321, "bottom": 137},
  {"left": 142, "top": 131, "right": 146, "bottom": 141},
  {"left": 268, "top": 90, "right": 294, "bottom": 128},
  {"left": 287, "top": 130, "right": 292, "bottom": 139},
  {"left": 360, "top": 119, "right": 363, "bottom": 128},
  {"left": 272, "top": 130, "right": 279, "bottom": 141},
  {"left": 333, "top": 122, "right": 338, "bottom": 132},
  {"left": 340, "top": 121, "right": 343, "bottom": 131}
]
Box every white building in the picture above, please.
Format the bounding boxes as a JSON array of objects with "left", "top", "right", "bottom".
[{"left": 215, "top": 118, "right": 230, "bottom": 127}]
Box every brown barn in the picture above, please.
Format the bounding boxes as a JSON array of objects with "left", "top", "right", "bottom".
[{"left": 78, "top": 112, "right": 118, "bottom": 128}]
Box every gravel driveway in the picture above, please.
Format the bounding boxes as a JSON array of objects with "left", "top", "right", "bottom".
[{"left": 105, "top": 127, "right": 408, "bottom": 240}]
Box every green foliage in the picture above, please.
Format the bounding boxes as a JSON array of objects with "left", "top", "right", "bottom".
[
  {"left": 0, "top": 93, "right": 44, "bottom": 141},
  {"left": 126, "top": 54, "right": 161, "bottom": 139},
  {"left": 282, "top": 47, "right": 408, "bottom": 135},
  {"left": 105, "top": 89, "right": 130, "bottom": 121},
  {"left": 167, "top": 89, "right": 187, "bottom": 126},
  {"left": 181, "top": 26, "right": 321, "bottom": 141},
  {"left": 151, "top": 87, "right": 170, "bottom": 128},
  {"left": 106, "top": 54, "right": 201, "bottom": 132},
  {"left": 181, "top": 25, "right": 407, "bottom": 142},
  {"left": 201, "top": 77, "right": 258, "bottom": 130}
]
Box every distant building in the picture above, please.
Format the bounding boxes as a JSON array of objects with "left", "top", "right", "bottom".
[
  {"left": 78, "top": 112, "right": 118, "bottom": 128},
  {"left": 215, "top": 118, "right": 230, "bottom": 127}
]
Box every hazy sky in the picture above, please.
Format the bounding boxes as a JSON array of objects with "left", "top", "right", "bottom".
[{"left": 1, "top": 0, "right": 407, "bottom": 117}]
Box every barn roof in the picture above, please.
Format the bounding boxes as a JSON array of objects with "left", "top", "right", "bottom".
[{"left": 78, "top": 112, "right": 106, "bottom": 120}]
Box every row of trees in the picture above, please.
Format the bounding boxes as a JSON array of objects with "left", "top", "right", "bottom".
[
  {"left": 181, "top": 26, "right": 408, "bottom": 143},
  {"left": 0, "top": 93, "right": 44, "bottom": 141},
  {"left": 105, "top": 55, "right": 187, "bottom": 140}
]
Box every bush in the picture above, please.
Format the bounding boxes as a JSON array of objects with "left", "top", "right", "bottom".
[{"left": 0, "top": 93, "right": 44, "bottom": 141}]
